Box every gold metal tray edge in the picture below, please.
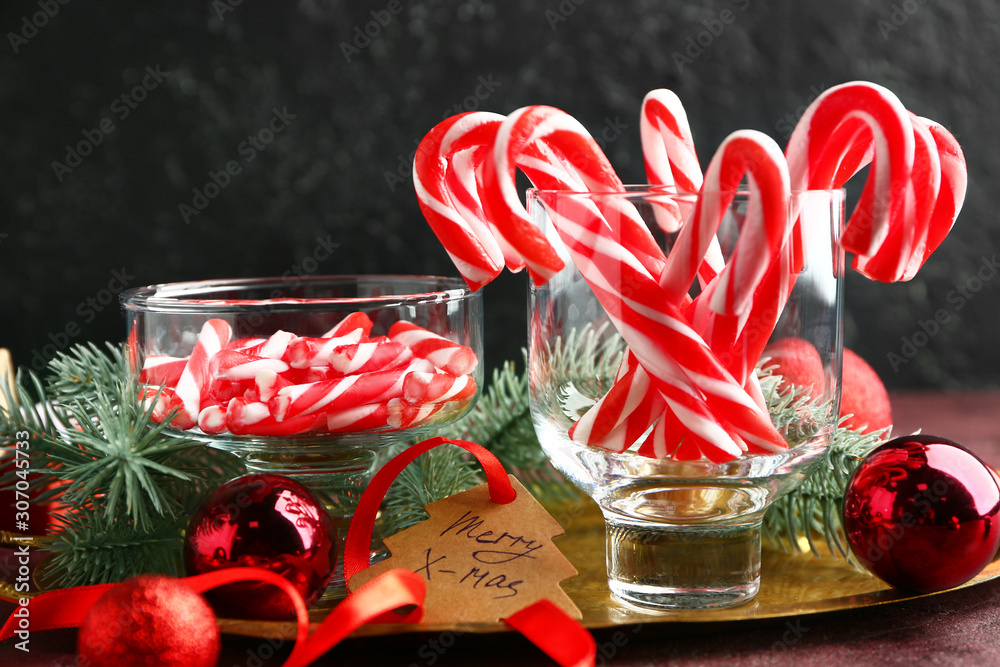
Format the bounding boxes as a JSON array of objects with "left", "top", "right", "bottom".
[{"left": 218, "top": 511, "right": 1000, "bottom": 640}]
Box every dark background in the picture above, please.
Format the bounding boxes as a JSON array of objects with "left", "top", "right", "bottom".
[{"left": 1, "top": 0, "right": 997, "bottom": 389}]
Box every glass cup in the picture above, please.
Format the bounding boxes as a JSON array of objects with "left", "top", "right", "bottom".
[
  {"left": 121, "top": 275, "right": 483, "bottom": 596},
  {"left": 526, "top": 187, "right": 844, "bottom": 610}
]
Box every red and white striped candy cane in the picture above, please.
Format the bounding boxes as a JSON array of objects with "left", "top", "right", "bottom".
[
  {"left": 328, "top": 340, "right": 413, "bottom": 375},
  {"left": 210, "top": 348, "right": 290, "bottom": 381},
  {"left": 640, "top": 89, "right": 704, "bottom": 194},
  {"left": 387, "top": 321, "right": 478, "bottom": 375},
  {"left": 854, "top": 112, "right": 941, "bottom": 282},
  {"left": 226, "top": 397, "right": 325, "bottom": 436},
  {"left": 242, "top": 330, "right": 297, "bottom": 360},
  {"left": 402, "top": 371, "right": 477, "bottom": 404},
  {"left": 481, "top": 105, "right": 636, "bottom": 285},
  {"left": 912, "top": 118, "right": 967, "bottom": 273},
  {"left": 197, "top": 404, "right": 228, "bottom": 435},
  {"left": 413, "top": 112, "right": 511, "bottom": 290},
  {"left": 270, "top": 358, "right": 433, "bottom": 422},
  {"left": 387, "top": 397, "right": 447, "bottom": 429},
  {"left": 660, "top": 130, "right": 792, "bottom": 318},
  {"left": 321, "top": 311, "right": 375, "bottom": 339},
  {"left": 139, "top": 356, "right": 186, "bottom": 388},
  {"left": 786, "top": 81, "right": 914, "bottom": 264},
  {"left": 173, "top": 319, "right": 232, "bottom": 424},
  {"left": 286, "top": 330, "right": 364, "bottom": 369}
]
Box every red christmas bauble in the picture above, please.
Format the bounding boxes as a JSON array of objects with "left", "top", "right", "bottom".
[
  {"left": 763, "top": 337, "right": 825, "bottom": 400},
  {"left": 843, "top": 435, "right": 1000, "bottom": 592},
  {"left": 77, "top": 575, "right": 220, "bottom": 667},
  {"left": 184, "top": 473, "right": 337, "bottom": 620},
  {"left": 841, "top": 348, "right": 893, "bottom": 434}
]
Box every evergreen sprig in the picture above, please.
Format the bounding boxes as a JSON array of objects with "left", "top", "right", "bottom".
[
  {"left": 40, "top": 506, "right": 187, "bottom": 589},
  {"left": 38, "top": 381, "right": 202, "bottom": 531}
]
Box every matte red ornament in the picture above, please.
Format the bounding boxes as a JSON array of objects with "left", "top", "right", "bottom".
[
  {"left": 840, "top": 348, "right": 893, "bottom": 434},
  {"left": 184, "top": 473, "right": 337, "bottom": 620},
  {"left": 843, "top": 435, "right": 1000, "bottom": 593},
  {"left": 77, "top": 575, "right": 220, "bottom": 667}
]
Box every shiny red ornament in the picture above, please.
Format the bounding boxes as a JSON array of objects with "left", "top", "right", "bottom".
[
  {"left": 184, "top": 473, "right": 338, "bottom": 620},
  {"left": 77, "top": 575, "right": 220, "bottom": 667},
  {"left": 843, "top": 435, "right": 1000, "bottom": 593}
]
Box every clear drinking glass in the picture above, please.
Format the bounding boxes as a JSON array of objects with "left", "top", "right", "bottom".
[
  {"left": 121, "top": 275, "right": 483, "bottom": 596},
  {"left": 527, "top": 187, "right": 844, "bottom": 610}
]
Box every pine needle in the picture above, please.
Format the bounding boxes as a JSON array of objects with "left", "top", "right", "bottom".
[{"left": 41, "top": 507, "right": 186, "bottom": 589}]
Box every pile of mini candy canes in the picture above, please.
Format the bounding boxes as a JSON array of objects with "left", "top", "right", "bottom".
[
  {"left": 140, "top": 311, "right": 478, "bottom": 437},
  {"left": 413, "top": 81, "right": 967, "bottom": 463}
]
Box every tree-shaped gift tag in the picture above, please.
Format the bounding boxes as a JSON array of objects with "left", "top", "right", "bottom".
[{"left": 344, "top": 437, "right": 581, "bottom": 625}]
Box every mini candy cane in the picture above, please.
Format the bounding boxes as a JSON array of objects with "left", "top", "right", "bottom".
[
  {"left": 402, "top": 371, "right": 477, "bottom": 404},
  {"left": 226, "top": 397, "right": 326, "bottom": 436},
  {"left": 197, "top": 405, "right": 228, "bottom": 435},
  {"left": 241, "top": 330, "right": 297, "bottom": 360},
  {"left": 270, "top": 358, "right": 434, "bottom": 422},
  {"left": 387, "top": 321, "right": 478, "bottom": 375},
  {"left": 322, "top": 311, "right": 375, "bottom": 339},
  {"left": 139, "top": 356, "right": 187, "bottom": 387},
  {"left": 286, "top": 330, "right": 364, "bottom": 369},
  {"left": 173, "top": 319, "right": 232, "bottom": 424},
  {"left": 328, "top": 340, "right": 412, "bottom": 375},
  {"left": 210, "top": 349, "right": 290, "bottom": 381}
]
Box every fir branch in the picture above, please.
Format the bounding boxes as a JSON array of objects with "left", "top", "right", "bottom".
[
  {"left": 44, "top": 342, "right": 130, "bottom": 411},
  {"left": 762, "top": 421, "right": 887, "bottom": 559},
  {"left": 40, "top": 381, "right": 203, "bottom": 531},
  {"left": 40, "top": 507, "right": 186, "bottom": 589},
  {"left": 440, "top": 358, "right": 585, "bottom": 507}
]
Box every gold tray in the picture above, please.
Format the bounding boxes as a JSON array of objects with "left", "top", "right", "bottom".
[{"left": 217, "top": 507, "right": 1000, "bottom": 639}]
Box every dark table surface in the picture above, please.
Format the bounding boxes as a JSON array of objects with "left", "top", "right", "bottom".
[{"left": 3, "top": 390, "right": 1000, "bottom": 666}]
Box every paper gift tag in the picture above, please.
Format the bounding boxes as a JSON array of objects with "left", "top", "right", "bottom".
[{"left": 349, "top": 475, "right": 581, "bottom": 624}]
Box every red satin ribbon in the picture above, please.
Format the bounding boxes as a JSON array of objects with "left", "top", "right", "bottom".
[
  {"left": 0, "top": 436, "right": 595, "bottom": 666},
  {"left": 343, "top": 435, "right": 517, "bottom": 588}
]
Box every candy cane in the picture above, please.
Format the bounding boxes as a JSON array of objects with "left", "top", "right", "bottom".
[
  {"left": 322, "top": 311, "right": 375, "bottom": 339},
  {"left": 387, "top": 321, "right": 478, "bottom": 375},
  {"left": 640, "top": 89, "right": 703, "bottom": 194},
  {"left": 327, "top": 340, "right": 413, "bottom": 375},
  {"left": 226, "top": 397, "right": 326, "bottom": 437},
  {"left": 481, "top": 105, "right": 635, "bottom": 285},
  {"left": 402, "top": 371, "right": 477, "bottom": 404},
  {"left": 269, "top": 358, "right": 433, "bottom": 422},
  {"left": 210, "top": 349, "right": 290, "bottom": 381},
  {"left": 912, "top": 118, "right": 967, "bottom": 273},
  {"left": 139, "top": 356, "right": 187, "bottom": 387},
  {"left": 854, "top": 112, "right": 941, "bottom": 282},
  {"left": 173, "top": 319, "right": 232, "bottom": 424},
  {"left": 660, "top": 130, "right": 792, "bottom": 318},
  {"left": 413, "top": 112, "right": 510, "bottom": 290},
  {"left": 640, "top": 89, "right": 725, "bottom": 287},
  {"left": 786, "top": 81, "right": 914, "bottom": 264},
  {"left": 286, "top": 330, "right": 364, "bottom": 369},
  {"left": 550, "top": 189, "right": 787, "bottom": 459}
]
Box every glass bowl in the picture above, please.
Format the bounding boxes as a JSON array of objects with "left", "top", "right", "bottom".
[
  {"left": 121, "top": 275, "right": 483, "bottom": 595},
  {"left": 527, "top": 187, "right": 844, "bottom": 610}
]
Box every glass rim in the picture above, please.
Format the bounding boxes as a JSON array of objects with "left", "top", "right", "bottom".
[
  {"left": 526, "top": 185, "right": 847, "bottom": 197},
  {"left": 120, "top": 274, "right": 476, "bottom": 313}
]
